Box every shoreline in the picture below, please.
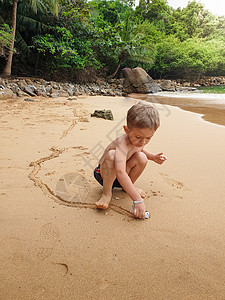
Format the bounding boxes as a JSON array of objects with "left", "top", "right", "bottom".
[{"left": 128, "top": 92, "right": 225, "bottom": 127}]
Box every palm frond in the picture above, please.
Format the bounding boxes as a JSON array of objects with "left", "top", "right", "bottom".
[
  {"left": 42, "top": 0, "right": 59, "bottom": 15},
  {"left": 128, "top": 53, "right": 153, "bottom": 64},
  {"left": 0, "top": 15, "right": 5, "bottom": 24},
  {"left": 15, "top": 30, "right": 30, "bottom": 55},
  {"left": 27, "top": 0, "right": 38, "bottom": 14},
  {"left": 17, "top": 14, "right": 49, "bottom": 33},
  {"left": 48, "top": 0, "right": 59, "bottom": 15}
]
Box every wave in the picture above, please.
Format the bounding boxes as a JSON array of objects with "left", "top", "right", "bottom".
[{"left": 154, "top": 91, "right": 225, "bottom": 101}]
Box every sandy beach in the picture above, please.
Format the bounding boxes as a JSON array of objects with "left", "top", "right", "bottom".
[{"left": 1, "top": 94, "right": 225, "bottom": 299}]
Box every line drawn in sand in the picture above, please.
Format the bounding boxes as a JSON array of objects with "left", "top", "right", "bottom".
[
  {"left": 60, "top": 108, "right": 89, "bottom": 140},
  {"left": 28, "top": 147, "right": 133, "bottom": 218}
]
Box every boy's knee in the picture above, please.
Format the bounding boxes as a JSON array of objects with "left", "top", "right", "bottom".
[
  {"left": 105, "top": 149, "right": 116, "bottom": 162},
  {"left": 135, "top": 152, "right": 148, "bottom": 165}
]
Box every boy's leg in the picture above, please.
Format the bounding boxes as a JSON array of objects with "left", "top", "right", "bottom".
[
  {"left": 126, "top": 152, "right": 148, "bottom": 198},
  {"left": 95, "top": 150, "right": 116, "bottom": 209}
]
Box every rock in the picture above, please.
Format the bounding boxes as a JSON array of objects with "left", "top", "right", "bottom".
[
  {"left": 91, "top": 109, "right": 114, "bottom": 120},
  {"left": 176, "top": 87, "right": 197, "bottom": 92},
  {"left": 46, "top": 85, "right": 53, "bottom": 94},
  {"left": 0, "top": 77, "right": 5, "bottom": 87},
  {"left": 23, "top": 85, "right": 36, "bottom": 96},
  {"left": 25, "top": 79, "right": 33, "bottom": 85},
  {"left": 67, "top": 97, "right": 77, "bottom": 101},
  {"left": 17, "top": 80, "right": 27, "bottom": 88},
  {"left": 183, "top": 82, "right": 191, "bottom": 87},
  {"left": 122, "top": 67, "right": 161, "bottom": 94},
  {"left": 24, "top": 98, "right": 35, "bottom": 102},
  {"left": 8, "top": 83, "right": 20, "bottom": 94},
  {"left": 160, "top": 80, "right": 176, "bottom": 92},
  {"left": 58, "top": 90, "right": 69, "bottom": 97},
  {"left": 50, "top": 81, "right": 58, "bottom": 89},
  {"left": 18, "top": 82, "right": 36, "bottom": 96},
  {"left": 49, "top": 91, "right": 60, "bottom": 98},
  {"left": 40, "top": 79, "right": 48, "bottom": 86},
  {"left": 35, "top": 90, "right": 47, "bottom": 97},
  {"left": 67, "top": 87, "right": 74, "bottom": 96},
  {"left": 34, "top": 86, "right": 47, "bottom": 97},
  {"left": 0, "top": 88, "right": 16, "bottom": 100},
  {"left": 90, "top": 85, "right": 100, "bottom": 94},
  {"left": 17, "top": 89, "right": 29, "bottom": 97}
]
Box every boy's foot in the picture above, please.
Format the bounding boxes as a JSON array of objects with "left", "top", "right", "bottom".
[
  {"left": 95, "top": 194, "right": 112, "bottom": 210},
  {"left": 135, "top": 187, "right": 146, "bottom": 198}
]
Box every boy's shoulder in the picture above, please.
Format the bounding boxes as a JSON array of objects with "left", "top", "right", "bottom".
[
  {"left": 116, "top": 134, "right": 128, "bottom": 145},
  {"left": 116, "top": 134, "right": 137, "bottom": 152}
]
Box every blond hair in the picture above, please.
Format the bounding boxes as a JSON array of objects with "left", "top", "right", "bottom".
[{"left": 127, "top": 102, "right": 160, "bottom": 130}]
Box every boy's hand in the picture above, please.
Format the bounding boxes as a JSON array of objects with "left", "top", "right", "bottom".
[
  {"left": 133, "top": 201, "right": 146, "bottom": 219},
  {"left": 153, "top": 152, "right": 167, "bottom": 165}
]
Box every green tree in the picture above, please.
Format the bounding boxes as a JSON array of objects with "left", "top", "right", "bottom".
[
  {"left": 107, "top": 12, "right": 154, "bottom": 78},
  {"left": 153, "top": 36, "right": 225, "bottom": 79},
  {"left": 168, "top": 1, "right": 215, "bottom": 39},
  {"left": 32, "top": 25, "right": 101, "bottom": 75},
  {"left": 90, "top": 0, "right": 133, "bottom": 26},
  {"left": 1, "top": 0, "right": 58, "bottom": 77},
  {"left": 0, "top": 24, "right": 13, "bottom": 57},
  {"left": 31, "top": 1, "right": 103, "bottom": 77},
  {"left": 135, "top": 0, "right": 171, "bottom": 31}
]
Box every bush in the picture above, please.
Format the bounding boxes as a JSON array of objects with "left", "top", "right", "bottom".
[{"left": 152, "top": 36, "right": 225, "bottom": 79}]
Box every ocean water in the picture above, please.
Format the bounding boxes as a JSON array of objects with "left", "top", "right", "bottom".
[
  {"left": 131, "top": 90, "right": 225, "bottom": 127},
  {"left": 152, "top": 91, "right": 225, "bottom": 127},
  {"left": 154, "top": 90, "right": 225, "bottom": 103}
]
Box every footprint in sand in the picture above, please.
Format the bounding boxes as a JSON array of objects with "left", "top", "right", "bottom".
[
  {"left": 39, "top": 222, "right": 60, "bottom": 247},
  {"left": 36, "top": 222, "right": 60, "bottom": 262}
]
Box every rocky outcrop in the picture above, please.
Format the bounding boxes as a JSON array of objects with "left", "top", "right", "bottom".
[
  {"left": 156, "top": 76, "right": 225, "bottom": 92},
  {"left": 122, "top": 67, "right": 162, "bottom": 94},
  {"left": 0, "top": 77, "right": 125, "bottom": 99},
  {"left": 0, "top": 74, "right": 224, "bottom": 100}
]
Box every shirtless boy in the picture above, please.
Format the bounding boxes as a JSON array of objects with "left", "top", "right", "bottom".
[{"left": 94, "top": 102, "right": 167, "bottom": 219}]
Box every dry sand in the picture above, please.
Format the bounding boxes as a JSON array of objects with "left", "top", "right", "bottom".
[{"left": 0, "top": 95, "right": 225, "bottom": 300}]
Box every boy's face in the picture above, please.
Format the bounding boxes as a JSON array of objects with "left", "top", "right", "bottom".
[{"left": 124, "top": 126, "right": 155, "bottom": 148}]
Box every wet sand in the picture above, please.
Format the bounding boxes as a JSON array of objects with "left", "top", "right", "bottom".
[
  {"left": 129, "top": 92, "right": 225, "bottom": 127},
  {"left": 1, "top": 95, "right": 225, "bottom": 299}
]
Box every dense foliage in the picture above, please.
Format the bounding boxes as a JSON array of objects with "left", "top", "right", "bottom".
[
  {"left": 0, "top": 0, "right": 225, "bottom": 80},
  {"left": 0, "top": 24, "right": 13, "bottom": 56}
]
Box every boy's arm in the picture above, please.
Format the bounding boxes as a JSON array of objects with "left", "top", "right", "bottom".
[
  {"left": 114, "top": 144, "right": 145, "bottom": 218},
  {"left": 142, "top": 149, "right": 167, "bottom": 165}
]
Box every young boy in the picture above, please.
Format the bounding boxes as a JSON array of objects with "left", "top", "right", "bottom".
[{"left": 94, "top": 102, "right": 167, "bottom": 219}]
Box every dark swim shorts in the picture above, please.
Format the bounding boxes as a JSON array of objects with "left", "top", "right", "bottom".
[{"left": 94, "top": 165, "right": 122, "bottom": 189}]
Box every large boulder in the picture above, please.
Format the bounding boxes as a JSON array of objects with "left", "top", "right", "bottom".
[{"left": 122, "top": 67, "right": 161, "bottom": 94}]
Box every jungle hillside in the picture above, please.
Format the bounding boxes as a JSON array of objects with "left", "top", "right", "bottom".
[{"left": 0, "top": 0, "right": 225, "bottom": 82}]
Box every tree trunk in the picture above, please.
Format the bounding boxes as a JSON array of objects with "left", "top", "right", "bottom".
[
  {"left": 34, "top": 51, "right": 40, "bottom": 76},
  {"left": 2, "top": 0, "right": 18, "bottom": 77},
  {"left": 107, "top": 61, "right": 122, "bottom": 79}
]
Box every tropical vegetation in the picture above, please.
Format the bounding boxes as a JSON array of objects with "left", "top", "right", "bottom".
[{"left": 0, "top": 0, "right": 224, "bottom": 81}]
